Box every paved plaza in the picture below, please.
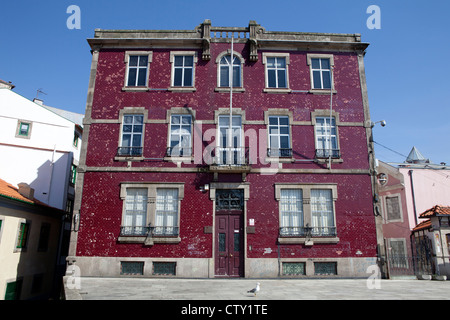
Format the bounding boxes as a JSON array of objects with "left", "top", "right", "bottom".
[{"left": 65, "top": 277, "right": 450, "bottom": 300}]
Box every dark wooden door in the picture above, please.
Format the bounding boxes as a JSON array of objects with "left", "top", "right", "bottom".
[{"left": 215, "top": 189, "right": 244, "bottom": 277}]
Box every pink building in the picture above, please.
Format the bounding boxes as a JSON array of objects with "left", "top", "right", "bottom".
[
  {"left": 68, "top": 20, "right": 380, "bottom": 278},
  {"left": 377, "top": 147, "right": 450, "bottom": 277}
]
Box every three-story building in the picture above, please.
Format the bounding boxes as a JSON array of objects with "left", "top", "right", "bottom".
[{"left": 69, "top": 20, "right": 380, "bottom": 278}]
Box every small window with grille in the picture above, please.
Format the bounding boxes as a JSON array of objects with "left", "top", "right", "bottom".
[
  {"left": 153, "top": 262, "right": 176, "bottom": 276},
  {"left": 121, "top": 261, "right": 144, "bottom": 275}
]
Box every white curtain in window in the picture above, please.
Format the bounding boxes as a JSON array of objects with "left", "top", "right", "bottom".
[
  {"left": 311, "top": 189, "right": 333, "bottom": 233},
  {"left": 156, "top": 189, "right": 178, "bottom": 229},
  {"left": 280, "top": 189, "right": 303, "bottom": 230},
  {"left": 125, "top": 188, "right": 147, "bottom": 227}
]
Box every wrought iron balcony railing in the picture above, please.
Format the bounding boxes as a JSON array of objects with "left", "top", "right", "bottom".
[
  {"left": 117, "top": 146, "right": 143, "bottom": 157},
  {"left": 315, "top": 149, "right": 341, "bottom": 159},
  {"left": 166, "top": 147, "right": 192, "bottom": 157},
  {"left": 267, "top": 148, "right": 293, "bottom": 158},
  {"left": 211, "top": 146, "right": 250, "bottom": 166},
  {"left": 279, "top": 226, "right": 337, "bottom": 237},
  {"left": 120, "top": 226, "right": 179, "bottom": 237}
]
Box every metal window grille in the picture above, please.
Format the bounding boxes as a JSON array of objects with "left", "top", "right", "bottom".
[
  {"left": 283, "top": 262, "right": 306, "bottom": 276},
  {"left": 153, "top": 262, "right": 176, "bottom": 276},
  {"left": 121, "top": 262, "right": 144, "bottom": 275},
  {"left": 314, "top": 262, "right": 337, "bottom": 275}
]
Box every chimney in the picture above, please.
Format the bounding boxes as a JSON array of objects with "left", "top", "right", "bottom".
[
  {"left": 18, "top": 183, "right": 35, "bottom": 200},
  {"left": 33, "top": 98, "right": 44, "bottom": 105}
]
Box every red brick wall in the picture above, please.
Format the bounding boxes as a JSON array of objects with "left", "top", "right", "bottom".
[{"left": 76, "top": 41, "right": 377, "bottom": 259}]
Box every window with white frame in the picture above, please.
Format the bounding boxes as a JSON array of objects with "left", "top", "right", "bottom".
[
  {"left": 217, "top": 115, "right": 243, "bottom": 165},
  {"left": 168, "top": 115, "right": 192, "bottom": 157},
  {"left": 314, "top": 117, "right": 339, "bottom": 159},
  {"left": 267, "top": 57, "right": 287, "bottom": 88},
  {"left": 119, "top": 183, "right": 184, "bottom": 242},
  {"left": 123, "top": 188, "right": 148, "bottom": 236},
  {"left": 124, "top": 51, "right": 152, "bottom": 89},
  {"left": 276, "top": 184, "right": 338, "bottom": 242},
  {"left": 16, "top": 120, "right": 32, "bottom": 139},
  {"left": 263, "top": 53, "right": 290, "bottom": 91},
  {"left": 310, "top": 189, "right": 335, "bottom": 236},
  {"left": 172, "top": 55, "right": 194, "bottom": 87},
  {"left": 268, "top": 116, "right": 291, "bottom": 157},
  {"left": 279, "top": 189, "right": 304, "bottom": 236},
  {"left": 219, "top": 54, "right": 241, "bottom": 87},
  {"left": 127, "top": 56, "right": 149, "bottom": 87},
  {"left": 155, "top": 188, "right": 179, "bottom": 236},
  {"left": 119, "top": 114, "right": 144, "bottom": 156},
  {"left": 307, "top": 54, "right": 334, "bottom": 91}
]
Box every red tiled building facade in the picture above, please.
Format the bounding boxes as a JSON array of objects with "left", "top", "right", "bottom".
[{"left": 68, "top": 20, "right": 380, "bottom": 278}]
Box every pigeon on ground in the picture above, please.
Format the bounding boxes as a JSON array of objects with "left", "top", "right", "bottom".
[{"left": 247, "top": 282, "right": 260, "bottom": 296}]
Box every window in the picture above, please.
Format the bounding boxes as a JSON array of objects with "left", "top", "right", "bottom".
[
  {"left": 386, "top": 196, "right": 401, "bottom": 221},
  {"left": 279, "top": 189, "right": 303, "bottom": 236},
  {"left": 37, "top": 223, "right": 51, "bottom": 252},
  {"left": 217, "top": 115, "right": 244, "bottom": 165},
  {"left": 307, "top": 54, "right": 334, "bottom": 91},
  {"left": 16, "top": 222, "right": 30, "bottom": 249},
  {"left": 283, "top": 262, "right": 306, "bottom": 276},
  {"left": 172, "top": 55, "right": 194, "bottom": 87},
  {"left": 267, "top": 57, "right": 287, "bottom": 88},
  {"left": 262, "top": 53, "right": 290, "bottom": 92},
  {"left": 119, "top": 114, "right": 144, "bottom": 156},
  {"left": 4, "top": 279, "right": 22, "bottom": 300},
  {"left": 73, "top": 132, "right": 80, "bottom": 147},
  {"left": 121, "top": 261, "right": 144, "bottom": 275},
  {"left": 310, "top": 189, "right": 335, "bottom": 236},
  {"left": 311, "top": 58, "right": 332, "bottom": 89},
  {"left": 122, "top": 188, "right": 148, "bottom": 236},
  {"left": 268, "top": 116, "right": 291, "bottom": 157},
  {"left": 168, "top": 115, "right": 192, "bottom": 157},
  {"left": 314, "top": 262, "right": 337, "bottom": 275},
  {"left": 123, "top": 51, "right": 152, "bottom": 90},
  {"left": 153, "top": 262, "right": 176, "bottom": 275},
  {"left": 16, "top": 121, "right": 32, "bottom": 139},
  {"left": 276, "top": 184, "right": 338, "bottom": 244},
  {"left": 155, "top": 189, "right": 179, "bottom": 236},
  {"left": 219, "top": 54, "right": 241, "bottom": 87},
  {"left": 127, "top": 55, "right": 149, "bottom": 87},
  {"left": 119, "top": 183, "right": 184, "bottom": 243},
  {"left": 315, "top": 117, "right": 339, "bottom": 159},
  {"left": 388, "top": 239, "right": 408, "bottom": 268}
]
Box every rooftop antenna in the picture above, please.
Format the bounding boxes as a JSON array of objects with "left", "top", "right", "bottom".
[{"left": 36, "top": 88, "right": 47, "bottom": 100}]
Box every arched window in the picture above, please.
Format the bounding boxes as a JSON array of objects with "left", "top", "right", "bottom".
[{"left": 216, "top": 51, "right": 244, "bottom": 89}]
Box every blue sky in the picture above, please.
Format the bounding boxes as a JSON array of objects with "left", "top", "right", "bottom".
[{"left": 1, "top": 0, "right": 449, "bottom": 164}]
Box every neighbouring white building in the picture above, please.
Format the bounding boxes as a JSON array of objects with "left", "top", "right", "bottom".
[{"left": 0, "top": 81, "right": 83, "bottom": 212}]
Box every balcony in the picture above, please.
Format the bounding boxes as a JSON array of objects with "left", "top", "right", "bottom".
[
  {"left": 267, "top": 148, "right": 293, "bottom": 158},
  {"left": 315, "top": 149, "right": 341, "bottom": 159},
  {"left": 279, "top": 226, "right": 337, "bottom": 238},
  {"left": 120, "top": 226, "right": 179, "bottom": 237},
  {"left": 116, "top": 146, "right": 143, "bottom": 157},
  {"left": 208, "top": 147, "right": 251, "bottom": 173},
  {"left": 165, "top": 147, "right": 192, "bottom": 158}
]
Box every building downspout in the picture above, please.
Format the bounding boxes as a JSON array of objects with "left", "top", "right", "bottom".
[{"left": 408, "top": 170, "right": 419, "bottom": 226}]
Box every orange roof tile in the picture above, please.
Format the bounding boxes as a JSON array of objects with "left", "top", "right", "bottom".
[
  {"left": 412, "top": 219, "right": 431, "bottom": 232},
  {"left": 0, "top": 178, "right": 49, "bottom": 207},
  {"left": 419, "top": 205, "right": 450, "bottom": 218}
]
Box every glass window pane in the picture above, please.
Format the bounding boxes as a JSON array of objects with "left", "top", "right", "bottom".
[
  {"left": 184, "top": 56, "right": 194, "bottom": 66},
  {"left": 311, "top": 58, "right": 320, "bottom": 69},
  {"left": 322, "top": 71, "right": 331, "bottom": 89},
  {"left": 174, "top": 56, "right": 184, "bottom": 66},
  {"left": 220, "top": 66, "right": 229, "bottom": 87},
  {"left": 267, "top": 57, "right": 275, "bottom": 67},
  {"left": 268, "top": 70, "right": 276, "bottom": 88},
  {"left": 137, "top": 69, "right": 147, "bottom": 86},
  {"left": 184, "top": 68, "right": 193, "bottom": 86},
  {"left": 280, "top": 136, "right": 289, "bottom": 148},
  {"left": 269, "top": 117, "right": 278, "bottom": 125},
  {"left": 174, "top": 69, "right": 183, "bottom": 86},
  {"left": 277, "top": 70, "right": 286, "bottom": 88},
  {"left": 313, "top": 71, "right": 322, "bottom": 89},
  {"left": 232, "top": 66, "right": 240, "bottom": 87},
  {"left": 132, "top": 135, "right": 142, "bottom": 147},
  {"left": 280, "top": 126, "right": 289, "bottom": 134},
  {"left": 134, "top": 115, "right": 143, "bottom": 124},
  {"left": 139, "top": 56, "right": 148, "bottom": 66},
  {"left": 133, "top": 125, "right": 143, "bottom": 133},
  {"left": 172, "top": 115, "right": 180, "bottom": 124},
  {"left": 276, "top": 57, "right": 286, "bottom": 68},
  {"left": 127, "top": 68, "right": 137, "bottom": 86},
  {"left": 279, "top": 117, "right": 289, "bottom": 126},
  {"left": 129, "top": 56, "right": 138, "bottom": 66},
  {"left": 321, "top": 58, "right": 330, "bottom": 70}
]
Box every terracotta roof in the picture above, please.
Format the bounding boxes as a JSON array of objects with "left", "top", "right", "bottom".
[
  {"left": 0, "top": 178, "right": 49, "bottom": 207},
  {"left": 419, "top": 205, "right": 450, "bottom": 218},
  {"left": 412, "top": 219, "right": 431, "bottom": 232}
]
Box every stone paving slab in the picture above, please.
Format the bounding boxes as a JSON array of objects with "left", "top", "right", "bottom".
[{"left": 65, "top": 277, "right": 450, "bottom": 300}]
